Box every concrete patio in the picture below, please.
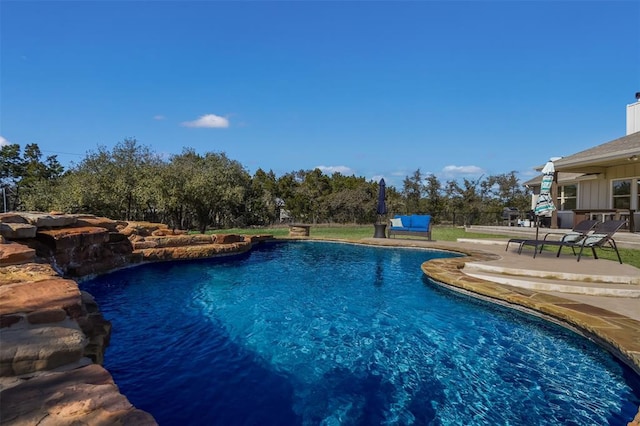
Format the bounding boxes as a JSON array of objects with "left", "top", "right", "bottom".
[{"left": 468, "top": 224, "right": 640, "bottom": 249}]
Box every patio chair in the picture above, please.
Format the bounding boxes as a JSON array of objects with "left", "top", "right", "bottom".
[
  {"left": 522, "top": 219, "right": 626, "bottom": 263},
  {"left": 505, "top": 219, "right": 600, "bottom": 253},
  {"left": 525, "top": 219, "right": 601, "bottom": 254},
  {"left": 544, "top": 219, "right": 600, "bottom": 244}
]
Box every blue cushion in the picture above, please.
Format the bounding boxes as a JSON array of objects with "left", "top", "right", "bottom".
[
  {"left": 410, "top": 215, "right": 430, "bottom": 229},
  {"left": 394, "top": 215, "right": 411, "bottom": 228}
]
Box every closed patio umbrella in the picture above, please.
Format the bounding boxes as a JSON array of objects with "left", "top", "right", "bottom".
[
  {"left": 376, "top": 178, "right": 387, "bottom": 218},
  {"left": 374, "top": 178, "right": 388, "bottom": 237},
  {"left": 533, "top": 160, "right": 556, "bottom": 240}
]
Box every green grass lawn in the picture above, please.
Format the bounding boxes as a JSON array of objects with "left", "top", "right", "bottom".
[
  {"left": 222, "top": 224, "right": 497, "bottom": 240},
  {"left": 219, "top": 224, "right": 640, "bottom": 269}
]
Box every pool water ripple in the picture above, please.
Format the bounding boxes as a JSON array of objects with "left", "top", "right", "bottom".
[{"left": 81, "top": 241, "right": 640, "bottom": 425}]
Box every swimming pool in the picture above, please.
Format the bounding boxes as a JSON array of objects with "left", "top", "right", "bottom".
[{"left": 81, "top": 241, "right": 640, "bottom": 425}]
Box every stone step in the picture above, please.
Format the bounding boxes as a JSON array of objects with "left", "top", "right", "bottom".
[
  {"left": 463, "top": 260, "right": 640, "bottom": 285},
  {"left": 462, "top": 268, "right": 640, "bottom": 297}
]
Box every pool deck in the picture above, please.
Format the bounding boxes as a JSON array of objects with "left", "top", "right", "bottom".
[{"left": 356, "top": 236, "right": 640, "bottom": 384}]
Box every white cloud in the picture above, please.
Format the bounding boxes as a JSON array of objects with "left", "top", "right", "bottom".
[
  {"left": 153, "top": 115, "right": 166, "bottom": 121},
  {"left": 315, "top": 165, "right": 354, "bottom": 175},
  {"left": 0, "top": 136, "right": 9, "bottom": 146},
  {"left": 181, "top": 114, "right": 229, "bottom": 128},
  {"left": 442, "top": 165, "right": 485, "bottom": 176}
]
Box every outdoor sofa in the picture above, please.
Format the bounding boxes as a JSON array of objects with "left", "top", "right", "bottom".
[{"left": 388, "top": 214, "right": 432, "bottom": 240}]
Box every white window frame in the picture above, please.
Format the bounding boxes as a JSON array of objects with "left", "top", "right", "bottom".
[
  {"left": 556, "top": 184, "right": 577, "bottom": 211},
  {"left": 611, "top": 177, "right": 639, "bottom": 210}
]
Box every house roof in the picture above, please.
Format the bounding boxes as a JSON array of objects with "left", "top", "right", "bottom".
[
  {"left": 548, "top": 131, "right": 640, "bottom": 173},
  {"left": 523, "top": 172, "right": 586, "bottom": 187},
  {"left": 524, "top": 131, "right": 640, "bottom": 188}
]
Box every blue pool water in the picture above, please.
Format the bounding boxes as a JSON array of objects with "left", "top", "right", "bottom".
[{"left": 81, "top": 241, "right": 640, "bottom": 425}]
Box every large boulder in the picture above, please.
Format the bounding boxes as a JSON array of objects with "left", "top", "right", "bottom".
[
  {"left": 17, "top": 212, "right": 78, "bottom": 228},
  {"left": 0, "top": 275, "right": 113, "bottom": 372},
  {"left": 0, "top": 278, "right": 82, "bottom": 318},
  {"left": 0, "top": 324, "right": 87, "bottom": 376},
  {"left": 0, "top": 213, "right": 28, "bottom": 224},
  {"left": 0, "top": 222, "right": 37, "bottom": 239},
  {"left": 25, "top": 226, "right": 133, "bottom": 277},
  {"left": 119, "top": 221, "right": 169, "bottom": 237},
  {"left": 0, "top": 262, "right": 60, "bottom": 286},
  {"left": 245, "top": 234, "right": 274, "bottom": 244},
  {"left": 74, "top": 215, "right": 125, "bottom": 232},
  {"left": 0, "top": 364, "right": 157, "bottom": 425},
  {"left": 36, "top": 226, "right": 110, "bottom": 251},
  {"left": 76, "top": 291, "right": 112, "bottom": 364},
  {"left": 137, "top": 234, "right": 215, "bottom": 248},
  {"left": 214, "top": 233, "right": 247, "bottom": 244},
  {"left": 136, "top": 241, "right": 252, "bottom": 262},
  {"left": 0, "top": 243, "right": 36, "bottom": 266}
]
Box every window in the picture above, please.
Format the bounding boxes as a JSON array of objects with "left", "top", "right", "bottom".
[
  {"left": 612, "top": 179, "right": 632, "bottom": 209},
  {"left": 556, "top": 185, "right": 577, "bottom": 210}
]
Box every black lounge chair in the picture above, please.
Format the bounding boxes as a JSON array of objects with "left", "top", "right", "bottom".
[
  {"left": 505, "top": 219, "right": 600, "bottom": 253},
  {"left": 522, "top": 219, "right": 601, "bottom": 254},
  {"left": 520, "top": 219, "right": 626, "bottom": 263}
]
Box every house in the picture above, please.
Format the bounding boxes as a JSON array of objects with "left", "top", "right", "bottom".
[{"left": 526, "top": 94, "right": 640, "bottom": 231}]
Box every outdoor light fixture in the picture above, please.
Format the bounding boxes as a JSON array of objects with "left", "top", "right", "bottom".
[{"left": 629, "top": 154, "right": 639, "bottom": 161}]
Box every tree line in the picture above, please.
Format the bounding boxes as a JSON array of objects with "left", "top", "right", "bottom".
[{"left": 1, "top": 138, "right": 532, "bottom": 231}]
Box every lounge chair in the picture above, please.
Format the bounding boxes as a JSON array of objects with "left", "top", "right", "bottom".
[
  {"left": 505, "top": 219, "right": 600, "bottom": 253},
  {"left": 520, "top": 219, "right": 626, "bottom": 263},
  {"left": 543, "top": 219, "right": 600, "bottom": 244}
]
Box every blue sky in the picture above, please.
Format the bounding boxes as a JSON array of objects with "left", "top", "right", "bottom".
[{"left": 1, "top": 1, "right": 639, "bottom": 189}]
